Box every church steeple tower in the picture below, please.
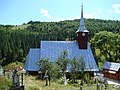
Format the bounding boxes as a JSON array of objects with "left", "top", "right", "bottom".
[{"left": 76, "top": 4, "right": 89, "bottom": 49}]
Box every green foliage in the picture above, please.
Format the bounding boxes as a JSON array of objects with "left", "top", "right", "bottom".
[
  {"left": 37, "top": 51, "right": 70, "bottom": 80},
  {"left": 0, "top": 29, "right": 39, "bottom": 66},
  {"left": 37, "top": 58, "right": 52, "bottom": 79},
  {"left": 11, "top": 24, "right": 31, "bottom": 30},
  {"left": 37, "top": 58, "right": 62, "bottom": 80},
  {"left": 90, "top": 31, "right": 120, "bottom": 65},
  {"left": 37, "top": 58, "right": 51, "bottom": 72},
  {"left": 49, "top": 63, "right": 61, "bottom": 80},
  {"left": 56, "top": 51, "right": 70, "bottom": 72},
  {"left": 3, "top": 61, "right": 23, "bottom": 71},
  {"left": 0, "top": 19, "right": 120, "bottom": 66},
  {"left": 0, "top": 76, "right": 12, "bottom": 90},
  {"left": 70, "top": 57, "right": 84, "bottom": 83}
]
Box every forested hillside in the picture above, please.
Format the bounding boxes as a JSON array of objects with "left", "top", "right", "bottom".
[{"left": 0, "top": 19, "right": 120, "bottom": 66}]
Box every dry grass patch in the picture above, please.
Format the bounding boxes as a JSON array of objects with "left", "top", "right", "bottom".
[
  {"left": 24, "top": 75, "right": 78, "bottom": 90},
  {"left": 23, "top": 75, "right": 120, "bottom": 90}
]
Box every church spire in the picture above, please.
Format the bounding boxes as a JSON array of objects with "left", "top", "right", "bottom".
[
  {"left": 76, "top": 4, "right": 89, "bottom": 49},
  {"left": 81, "top": 3, "right": 83, "bottom": 20},
  {"left": 77, "top": 4, "right": 88, "bottom": 32}
]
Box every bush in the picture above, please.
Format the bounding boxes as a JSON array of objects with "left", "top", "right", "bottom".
[
  {"left": 84, "top": 73, "right": 90, "bottom": 84},
  {"left": 0, "top": 76, "right": 12, "bottom": 90},
  {"left": 3, "top": 61, "right": 23, "bottom": 71}
]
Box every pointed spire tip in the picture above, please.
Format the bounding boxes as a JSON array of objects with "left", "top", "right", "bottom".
[{"left": 81, "top": 3, "right": 83, "bottom": 7}]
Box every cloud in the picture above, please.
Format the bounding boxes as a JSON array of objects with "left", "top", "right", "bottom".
[
  {"left": 95, "top": 9, "right": 103, "bottom": 14},
  {"left": 55, "top": 10, "right": 99, "bottom": 22},
  {"left": 84, "top": 13, "right": 96, "bottom": 19},
  {"left": 106, "top": 9, "right": 114, "bottom": 17},
  {"left": 55, "top": 9, "right": 104, "bottom": 22},
  {"left": 84, "top": 9, "right": 103, "bottom": 19},
  {"left": 56, "top": 18, "right": 67, "bottom": 22},
  {"left": 113, "top": 4, "right": 120, "bottom": 14},
  {"left": 40, "top": 8, "right": 53, "bottom": 19},
  {"left": 107, "top": 10, "right": 113, "bottom": 14},
  {"left": 56, "top": 16, "right": 80, "bottom": 22}
]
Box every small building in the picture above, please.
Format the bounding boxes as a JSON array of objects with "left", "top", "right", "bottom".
[{"left": 102, "top": 62, "right": 120, "bottom": 80}]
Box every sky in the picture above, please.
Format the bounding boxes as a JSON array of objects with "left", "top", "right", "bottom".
[{"left": 0, "top": 0, "right": 120, "bottom": 25}]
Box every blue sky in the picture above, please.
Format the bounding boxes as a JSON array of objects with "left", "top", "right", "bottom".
[{"left": 0, "top": 0, "right": 120, "bottom": 25}]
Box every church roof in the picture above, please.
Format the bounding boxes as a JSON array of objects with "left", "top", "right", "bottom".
[
  {"left": 24, "top": 41, "right": 99, "bottom": 71},
  {"left": 102, "top": 62, "right": 120, "bottom": 71},
  {"left": 24, "top": 48, "right": 40, "bottom": 71}
]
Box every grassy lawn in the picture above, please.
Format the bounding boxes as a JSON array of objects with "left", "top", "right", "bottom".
[
  {"left": 24, "top": 75, "right": 78, "bottom": 90},
  {"left": 0, "top": 76, "right": 12, "bottom": 90},
  {"left": 23, "top": 75, "right": 120, "bottom": 90},
  {"left": 0, "top": 74, "right": 120, "bottom": 90}
]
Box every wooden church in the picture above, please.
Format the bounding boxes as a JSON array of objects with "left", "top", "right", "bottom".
[{"left": 24, "top": 5, "right": 99, "bottom": 74}]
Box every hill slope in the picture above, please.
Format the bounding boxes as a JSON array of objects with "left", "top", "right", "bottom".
[{"left": 0, "top": 19, "right": 120, "bottom": 66}]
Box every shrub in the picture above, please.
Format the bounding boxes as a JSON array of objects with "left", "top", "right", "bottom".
[
  {"left": 84, "top": 73, "right": 90, "bottom": 84},
  {"left": 3, "top": 61, "right": 23, "bottom": 71},
  {"left": 0, "top": 76, "right": 12, "bottom": 90}
]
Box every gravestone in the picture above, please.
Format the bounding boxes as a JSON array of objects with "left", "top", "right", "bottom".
[
  {"left": 8, "top": 69, "right": 25, "bottom": 90},
  {"left": 0, "top": 65, "right": 3, "bottom": 76},
  {"left": 44, "top": 75, "right": 49, "bottom": 86},
  {"left": 64, "top": 74, "right": 67, "bottom": 85},
  {"left": 79, "top": 84, "right": 83, "bottom": 90},
  {"left": 8, "top": 70, "right": 13, "bottom": 79},
  {"left": 13, "top": 69, "right": 20, "bottom": 87},
  {"left": 104, "top": 78, "right": 108, "bottom": 89},
  {"left": 44, "top": 70, "right": 50, "bottom": 86},
  {"left": 96, "top": 83, "right": 100, "bottom": 90}
]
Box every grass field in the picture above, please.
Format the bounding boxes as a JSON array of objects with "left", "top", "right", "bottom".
[
  {"left": 0, "top": 74, "right": 120, "bottom": 90},
  {"left": 11, "top": 24, "right": 31, "bottom": 30},
  {"left": 24, "top": 75, "right": 78, "bottom": 90},
  {"left": 23, "top": 75, "right": 120, "bottom": 90}
]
